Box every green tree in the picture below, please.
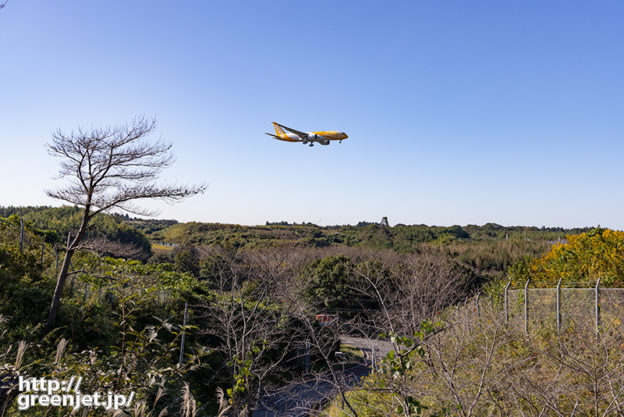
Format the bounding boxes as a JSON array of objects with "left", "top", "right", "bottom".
[
  {"left": 172, "top": 244, "right": 200, "bottom": 276},
  {"left": 299, "top": 255, "right": 359, "bottom": 310}
]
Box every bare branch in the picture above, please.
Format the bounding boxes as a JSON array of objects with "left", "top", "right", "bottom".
[
  {"left": 74, "top": 236, "right": 149, "bottom": 260},
  {"left": 45, "top": 116, "right": 205, "bottom": 330}
]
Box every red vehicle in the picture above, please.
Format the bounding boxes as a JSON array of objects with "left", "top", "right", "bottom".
[{"left": 315, "top": 314, "right": 337, "bottom": 326}]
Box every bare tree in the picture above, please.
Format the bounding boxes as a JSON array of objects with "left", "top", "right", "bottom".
[
  {"left": 348, "top": 253, "right": 476, "bottom": 340},
  {"left": 285, "top": 301, "right": 363, "bottom": 417},
  {"left": 197, "top": 265, "right": 302, "bottom": 416},
  {"left": 45, "top": 116, "right": 205, "bottom": 330}
]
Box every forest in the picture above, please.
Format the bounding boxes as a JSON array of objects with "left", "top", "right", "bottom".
[{"left": 2, "top": 204, "right": 622, "bottom": 416}]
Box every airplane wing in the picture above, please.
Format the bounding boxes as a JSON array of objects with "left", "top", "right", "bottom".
[
  {"left": 274, "top": 122, "right": 308, "bottom": 141},
  {"left": 265, "top": 132, "right": 300, "bottom": 142}
]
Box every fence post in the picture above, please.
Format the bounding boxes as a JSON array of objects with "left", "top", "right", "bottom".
[
  {"left": 595, "top": 278, "right": 601, "bottom": 340},
  {"left": 556, "top": 278, "right": 562, "bottom": 333},
  {"left": 524, "top": 279, "right": 530, "bottom": 336},
  {"left": 19, "top": 219, "right": 24, "bottom": 253},
  {"left": 504, "top": 281, "right": 511, "bottom": 326},
  {"left": 179, "top": 301, "right": 189, "bottom": 366},
  {"left": 371, "top": 347, "right": 376, "bottom": 370}
]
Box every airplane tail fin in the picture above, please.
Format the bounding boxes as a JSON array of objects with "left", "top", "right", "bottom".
[{"left": 273, "top": 122, "right": 287, "bottom": 138}]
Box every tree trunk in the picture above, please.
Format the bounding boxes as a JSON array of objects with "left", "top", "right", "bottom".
[
  {"left": 45, "top": 248, "right": 74, "bottom": 331},
  {"left": 45, "top": 205, "right": 90, "bottom": 331}
]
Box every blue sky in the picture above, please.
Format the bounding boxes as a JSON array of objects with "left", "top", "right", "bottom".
[{"left": 1, "top": 1, "right": 623, "bottom": 228}]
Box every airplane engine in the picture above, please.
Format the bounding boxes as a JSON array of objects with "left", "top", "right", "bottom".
[
  {"left": 319, "top": 139, "right": 330, "bottom": 145},
  {"left": 307, "top": 133, "right": 318, "bottom": 141}
]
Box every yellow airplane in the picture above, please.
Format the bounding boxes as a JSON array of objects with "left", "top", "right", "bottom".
[{"left": 266, "top": 122, "right": 348, "bottom": 146}]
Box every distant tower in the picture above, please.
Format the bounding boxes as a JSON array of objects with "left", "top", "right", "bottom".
[{"left": 380, "top": 216, "right": 389, "bottom": 227}]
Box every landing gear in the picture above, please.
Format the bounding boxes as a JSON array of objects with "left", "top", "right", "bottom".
[{"left": 309, "top": 143, "right": 314, "bottom": 147}]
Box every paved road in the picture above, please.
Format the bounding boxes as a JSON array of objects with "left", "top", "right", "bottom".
[
  {"left": 252, "top": 335, "right": 396, "bottom": 416},
  {"left": 252, "top": 365, "right": 370, "bottom": 417},
  {"left": 338, "top": 335, "right": 394, "bottom": 358}
]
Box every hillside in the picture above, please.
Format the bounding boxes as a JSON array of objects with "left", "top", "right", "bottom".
[
  {"left": 0, "top": 206, "right": 152, "bottom": 259},
  {"left": 0, "top": 206, "right": 607, "bottom": 416},
  {"left": 140, "top": 217, "right": 592, "bottom": 249}
]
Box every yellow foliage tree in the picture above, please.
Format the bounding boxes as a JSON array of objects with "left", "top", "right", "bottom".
[{"left": 509, "top": 228, "right": 624, "bottom": 288}]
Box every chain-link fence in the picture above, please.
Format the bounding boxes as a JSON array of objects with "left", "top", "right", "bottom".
[{"left": 473, "top": 280, "right": 624, "bottom": 336}]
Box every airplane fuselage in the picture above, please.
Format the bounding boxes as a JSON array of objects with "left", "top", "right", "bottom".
[
  {"left": 280, "top": 131, "right": 348, "bottom": 145},
  {"left": 267, "top": 122, "right": 348, "bottom": 146}
]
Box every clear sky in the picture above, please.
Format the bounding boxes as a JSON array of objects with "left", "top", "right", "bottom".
[{"left": 1, "top": 1, "right": 623, "bottom": 228}]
